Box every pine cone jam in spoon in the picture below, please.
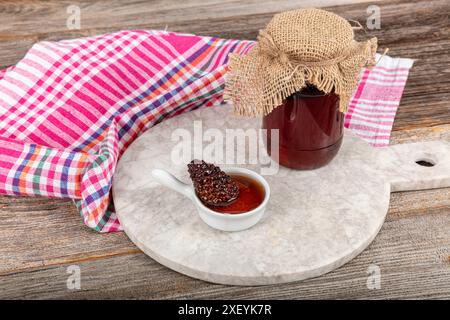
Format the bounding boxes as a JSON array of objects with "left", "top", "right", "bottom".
[
  {"left": 187, "top": 160, "right": 265, "bottom": 214},
  {"left": 187, "top": 160, "right": 239, "bottom": 207}
]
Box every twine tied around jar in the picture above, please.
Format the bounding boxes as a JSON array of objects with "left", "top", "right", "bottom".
[
  {"left": 224, "top": 8, "right": 379, "bottom": 116},
  {"left": 257, "top": 29, "right": 360, "bottom": 80}
]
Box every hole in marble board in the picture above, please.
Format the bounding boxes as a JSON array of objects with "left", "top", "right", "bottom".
[
  {"left": 414, "top": 152, "right": 437, "bottom": 168},
  {"left": 415, "top": 159, "right": 435, "bottom": 167}
]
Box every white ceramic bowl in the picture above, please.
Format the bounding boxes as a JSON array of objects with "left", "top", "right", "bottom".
[{"left": 151, "top": 167, "right": 270, "bottom": 232}]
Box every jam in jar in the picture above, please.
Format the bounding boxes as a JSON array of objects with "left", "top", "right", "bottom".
[{"left": 262, "top": 85, "right": 344, "bottom": 170}]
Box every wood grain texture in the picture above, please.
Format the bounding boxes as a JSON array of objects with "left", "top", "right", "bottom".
[
  {"left": 0, "top": 0, "right": 449, "bottom": 299},
  {"left": 1, "top": 208, "right": 449, "bottom": 299},
  {"left": 0, "top": 195, "right": 138, "bottom": 274},
  {"left": 0, "top": 0, "right": 379, "bottom": 68}
]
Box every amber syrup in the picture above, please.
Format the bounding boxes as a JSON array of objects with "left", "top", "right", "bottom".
[{"left": 206, "top": 174, "right": 265, "bottom": 214}]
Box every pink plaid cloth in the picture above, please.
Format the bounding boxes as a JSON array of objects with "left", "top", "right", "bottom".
[
  {"left": 0, "top": 30, "right": 413, "bottom": 232},
  {"left": 345, "top": 53, "right": 414, "bottom": 146}
]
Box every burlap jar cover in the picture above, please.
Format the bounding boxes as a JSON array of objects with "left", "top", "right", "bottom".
[{"left": 225, "top": 8, "right": 378, "bottom": 116}]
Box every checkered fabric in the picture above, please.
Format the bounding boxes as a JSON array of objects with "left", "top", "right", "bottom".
[{"left": 0, "top": 30, "right": 413, "bottom": 232}]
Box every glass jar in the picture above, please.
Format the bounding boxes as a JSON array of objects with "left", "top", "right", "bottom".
[{"left": 262, "top": 85, "right": 344, "bottom": 170}]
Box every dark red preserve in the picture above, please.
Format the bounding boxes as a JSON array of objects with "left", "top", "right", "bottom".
[{"left": 262, "top": 85, "right": 344, "bottom": 170}]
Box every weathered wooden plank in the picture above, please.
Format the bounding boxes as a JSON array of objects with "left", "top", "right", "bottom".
[
  {"left": 390, "top": 124, "right": 450, "bottom": 144},
  {"left": 0, "top": 195, "right": 139, "bottom": 274},
  {"left": 0, "top": 0, "right": 447, "bottom": 52},
  {"left": 0, "top": 0, "right": 446, "bottom": 49},
  {"left": 0, "top": 0, "right": 379, "bottom": 34},
  {"left": 0, "top": 0, "right": 379, "bottom": 67},
  {"left": 0, "top": 208, "right": 448, "bottom": 299}
]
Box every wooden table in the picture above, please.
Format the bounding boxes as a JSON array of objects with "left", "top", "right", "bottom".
[{"left": 0, "top": 0, "right": 449, "bottom": 299}]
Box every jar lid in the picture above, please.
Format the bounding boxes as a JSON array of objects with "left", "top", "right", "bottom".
[{"left": 225, "top": 8, "right": 378, "bottom": 116}]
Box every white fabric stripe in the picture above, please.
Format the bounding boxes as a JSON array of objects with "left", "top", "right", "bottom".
[
  {"left": 364, "top": 73, "right": 408, "bottom": 81},
  {"left": 350, "top": 128, "right": 392, "bottom": 136},
  {"left": 15, "top": 62, "right": 44, "bottom": 79},
  {"left": 353, "top": 134, "right": 390, "bottom": 144},
  {"left": 365, "top": 79, "right": 408, "bottom": 86},
  {"left": 349, "top": 104, "right": 399, "bottom": 112},
  {"left": 0, "top": 84, "right": 17, "bottom": 105},
  {"left": 1, "top": 80, "right": 27, "bottom": 98},
  {"left": 37, "top": 43, "right": 68, "bottom": 61},
  {"left": 26, "top": 51, "right": 53, "bottom": 70},
  {"left": 348, "top": 118, "right": 394, "bottom": 130},
  {"left": 354, "top": 98, "right": 400, "bottom": 105},
  {"left": 350, "top": 108, "right": 397, "bottom": 116},
  {"left": 366, "top": 70, "right": 409, "bottom": 78},
  {"left": 7, "top": 71, "right": 35, "bottom": 88},
  {"left": 375, "top": 53, "right": 415, "bottom": 69}
]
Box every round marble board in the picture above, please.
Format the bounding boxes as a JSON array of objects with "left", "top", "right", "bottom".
[{"left": 113, "top": 105, "right": 450, "bottom": 285}]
